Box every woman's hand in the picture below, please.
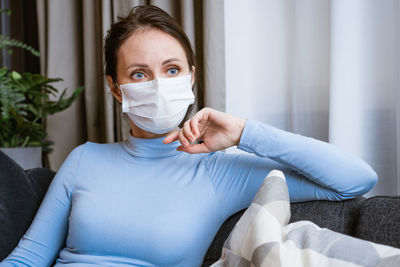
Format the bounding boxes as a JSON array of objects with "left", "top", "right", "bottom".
[{"left": 163, "top": 107, "right": 246, "bottom": 153}]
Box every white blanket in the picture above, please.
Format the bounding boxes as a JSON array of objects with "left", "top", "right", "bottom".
[{"left": 211, "top": 170, "right": 400, "bottom": 267}]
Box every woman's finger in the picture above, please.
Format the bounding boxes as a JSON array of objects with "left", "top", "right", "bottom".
[
  {"left": 183, "top": 120, "right": 195, "bottom": 143},
  {"left": 179, "top": 127, "right": 190, "bottom": 147},
  {"left": 163, "top": 130, "right": 179, "bottom": 144},
  {"left": 190, "top": 114, "right": 200, "bottom": 138},
  {"left": 190, "top": 108, "right": 208, "bottom": 137},
  {"left": 177, "top": 143, "right": 210, "bottom": 154}
]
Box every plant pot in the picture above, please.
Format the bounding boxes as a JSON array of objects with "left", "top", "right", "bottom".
[{"left": 0, "top": 146, "right": 42, "bottom": 170}]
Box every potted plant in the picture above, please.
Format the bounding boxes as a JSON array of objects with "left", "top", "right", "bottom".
[{"left": 0, "top": 9, "right": 84, "bottom": 169}]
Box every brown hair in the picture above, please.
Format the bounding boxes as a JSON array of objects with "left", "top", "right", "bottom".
[{"left": 104, "top": 5, "right": 196, "bottom": 84}]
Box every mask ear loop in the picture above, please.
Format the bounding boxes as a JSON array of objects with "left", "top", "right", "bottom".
[
  {"left": 113, "top": 82, "right": 124, "bottom": 108},
  {"left": 189, "top": 66, "right": 195, "bottom": 88}
]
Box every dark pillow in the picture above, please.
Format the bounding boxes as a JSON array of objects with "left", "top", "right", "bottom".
[
  {"left": 355, "top": 196, "right": 400, "bottom": 249},
  {"left": 0, "top": 150, "right": 54, "bottom": 260}
]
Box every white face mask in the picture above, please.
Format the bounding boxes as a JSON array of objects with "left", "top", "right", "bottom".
[{"left": 118, "top": 74, "right": 195, "bottom": 134}]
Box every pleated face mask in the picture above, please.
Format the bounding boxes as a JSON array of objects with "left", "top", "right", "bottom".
[{"left": 119, "top": 74, "right": 195, "bottom": 134}]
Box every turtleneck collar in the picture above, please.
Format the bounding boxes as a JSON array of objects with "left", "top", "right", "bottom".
[{"left": 122, "top": 134, "right": 181, "bottom": 158}]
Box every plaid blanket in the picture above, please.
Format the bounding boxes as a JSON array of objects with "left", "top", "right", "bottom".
[{"left": 211, "top": 170, "right": 400, "bottom": 267}]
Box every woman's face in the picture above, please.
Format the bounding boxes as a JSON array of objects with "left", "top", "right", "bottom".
[
  {"left": 106, "top": 27, "right": 195, "bottom": 138},
  {"left": 107, "top": 27, "right": 194, "bottom": 102}
]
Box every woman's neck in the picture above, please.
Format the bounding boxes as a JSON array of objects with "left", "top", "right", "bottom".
[{"left": 129, "top": 120, "right": 178, "bottom": 139}]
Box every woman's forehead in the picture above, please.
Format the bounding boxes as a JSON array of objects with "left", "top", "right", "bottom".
[{"left": 118, "top": 28, "right": 187, "bottom": 67}]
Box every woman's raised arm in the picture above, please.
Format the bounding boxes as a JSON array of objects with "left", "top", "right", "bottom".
[{"left": 164, "top": 108, "right": 378, "bottom": 220}]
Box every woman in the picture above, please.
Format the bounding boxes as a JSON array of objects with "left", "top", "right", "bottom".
[{"left": 1, "top": 5, "right": 377, "bottom": 267}]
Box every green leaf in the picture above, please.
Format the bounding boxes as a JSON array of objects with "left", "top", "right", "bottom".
[
  {"left": 0, "top": 35, "right": 40, "bottom": 57},
  {"left": 44, "top": 86, "right": 84, "bottom": 116},
  {"left": 10, "top": 71, "right": 22, "bottom": 80},
  {"left": 21, "top": 136, "right": 30, "bottom": 147},
  {"left": 0, "top": 67, "right": 8, "bottom": 77}
]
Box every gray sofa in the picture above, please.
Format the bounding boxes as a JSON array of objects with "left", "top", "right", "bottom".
[{"left": 1, "top": 150, "right": 399, "bottom": 266}]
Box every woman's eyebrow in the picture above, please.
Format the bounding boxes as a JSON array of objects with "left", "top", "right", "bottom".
[
  {"left": 162, "top": 58, "right": 182, "bottom": 65},
  {"left": 127, "top": 63, "right": 148, "bottom": 69},
  {"left": 126, "top": 58, "right": 182, "bottom": 69}
]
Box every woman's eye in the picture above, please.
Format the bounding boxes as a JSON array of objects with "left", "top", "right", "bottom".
[
  {"left": 167, "top": 67, "right": 179, "bottom": 76},
  {"left": 132, "top": 72, "right": 145, "bottom": 80}
]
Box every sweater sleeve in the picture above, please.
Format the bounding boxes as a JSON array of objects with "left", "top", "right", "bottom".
[
  {"left": 205, "top": 119, "right": 378, "bottom": 220},
  {"left": 0, "top": 144, "right": 85, "bottom": 267}
]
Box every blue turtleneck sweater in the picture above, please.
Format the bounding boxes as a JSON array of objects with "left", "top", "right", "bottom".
[{"left": 1, "top": 119, "right": 377, "bottom": 267}]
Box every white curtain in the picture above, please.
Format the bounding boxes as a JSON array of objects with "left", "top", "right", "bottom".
[{"left": 221, "top": 0, "right": 400, "bottom": 197}]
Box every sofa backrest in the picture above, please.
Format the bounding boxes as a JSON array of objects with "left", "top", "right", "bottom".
[
  {"left": 355, "top": 196, "right": 400, "bottom": 249},
  {"left": 289, "top": 197, "right": 366, "bottom": 236}
]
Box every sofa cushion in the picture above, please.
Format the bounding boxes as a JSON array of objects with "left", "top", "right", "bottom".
[
  {"left": 0, "top": 150, "right": 54, "bottom": 260},
  {"left": 289, "top": 196, "right": 366, "bottom": 236},
  {"left": 355, "top": 196, "right": 400, "bottom": 249}
]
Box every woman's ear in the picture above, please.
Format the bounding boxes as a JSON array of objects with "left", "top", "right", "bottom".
[
  {"left": 190, "top": 66, "right": 196, "bottom": 87},
  {"left": 106, "top": 75, "right": 122, "bottom": 103}
]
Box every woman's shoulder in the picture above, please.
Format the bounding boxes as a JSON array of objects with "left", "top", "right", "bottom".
[
  {"left": 67, "top": 141, "right": 125, "bottom": 160},
  {"left": 83, "top": 140, "right": 123, "bottom": 150}
]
